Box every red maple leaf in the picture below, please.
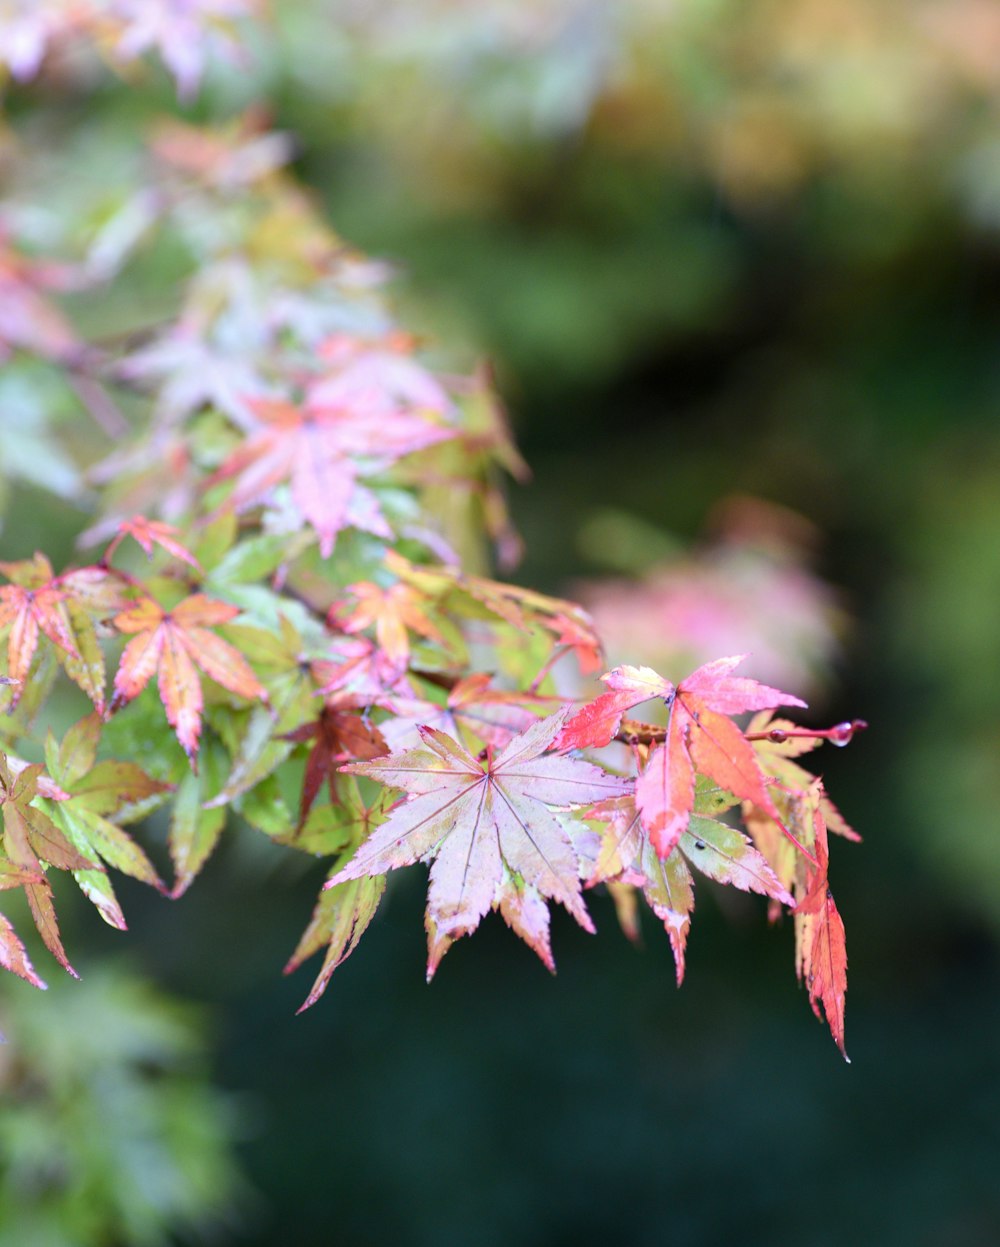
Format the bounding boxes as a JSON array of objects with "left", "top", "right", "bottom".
[
  {"left": 558, "top": 657, "right": 806, "bottom": 859},
  {"left": 795, "top": 802, "right": 849, "bottom": 1060},
  {"left": 111, "top": 593, "right": 267, "bottom": 764},
  {"left": 283, "top": 700, "right": 389, "bottom": 827},
  {"left": 208, "top": 395, "right": 453, "bottom": 556},
  {"left": 328, "top": 710, "right": 631, "bottom": 976},
  {"left": 104, "top": 515, "right": 200, "bottom": 570}
]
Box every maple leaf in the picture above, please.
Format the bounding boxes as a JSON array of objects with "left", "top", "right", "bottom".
[
  {"left": 795, "top": 801, "right": 849, "bottom": 1061},
  {"left": 332, "top": 580, "right": 446, "bottom": 668},
  {"left": 380, "top": 551, "right": 605, "bottom": 688},
  {"left": 203, "top": 614, "right": 326, "bottom": 811},
  {"left": 116, "top": 325, "right": 265, "bottom": 428},
  {"left": 0, "top": 554, "right": 121, "bottom": 713},
  {"left": 384, "top": 550, "right": 600, "bottom": 639},
  {"left": 0, "top": 753, "right": 97, "bottom": 980},
  {"left": 111, "top": 592, "right": 267, "bottom": 765},
  {"left": 588, "top": 785, "right": 792, "bottom": 984},
  {"left": 558, "top": 657, "right": 806, "bottom": 860},
  {"left": 742, "top": 771, "right": 850, "bottom": 1058},
  {"left": 380, "top": 675, "right": 555, "bottom": 754},
  {"left": 283, "top": 700, "right": 389, "bottom": 828},
  {"left": 285, "top": 779, "right": 391, "bottom": 1011},
  {"left": 312, "top": 330, "right": 453, "bottom": 416},
  {"left": 40, "top": 714, "right": 172, "bottom": 927},
  {"left": 546, "top": 611, "right": 605, "bottom": 676},
  {"left": 105, "top": 515, "right": 201, "bottom": 571},
  {"left": 312, "top": 635, "right": 417, "bottom": 704},
  {"left": 328, "top": 711, "right": 631, "bottom": 977},
  {"left": 208, "top": 396, "right": 453, "bottom": 557}
]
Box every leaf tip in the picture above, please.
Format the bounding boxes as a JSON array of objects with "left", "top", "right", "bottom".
[{"left": 168, "top": 876, "right": 193, "bottom": 900}]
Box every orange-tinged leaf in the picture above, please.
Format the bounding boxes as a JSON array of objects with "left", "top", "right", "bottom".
[
  {"left": 114, "top": 627, "right": 164, "bottom": 701},
  {"left": 0, "top": 912, "right": 46, "bottom": 988},
  {"left": 547, "top": 611, "right": 604, "bottom": 675},
  {"left": 0, "top": 572, "right": 97, "bottom": 705},
  {"left": 795, "top": 803, "right": 849, "bottom": 1059},
  {"left": 686, "top": 708, "right": 776, "bottom": 818},
  {"left": 797, "top": 891, "right": 849, "bottom": 1061},
  {"left": 0, "top": 859, "right": 45, "bottom": 890},
  {"left": 108, "top": 515, "right": 201, "bottom": 570},
  {"left": 0, "top": 561, "right": 126, "bottom": 713},
  {"left": 3, "top": 799, "right": 78, "bottom": 979},
  {"left": 1, "top": 602, "right": 39, "bottom": 687},
  {"left": 176, "top": 626, "right": 265, "bottom": 700},
  {"left": 557, "top": 664, "right": 675, "bottom": 752},
  {"left": 19, "top": 803, "right": 98, "bottom": 873},
  {"left": 158, "top": 627, "right": 203, "bottom": 762},
  {"left": 334, "top": 580, "right": 445, "bottom": 667},
  {"left": 112, "top": 593, "right": 265, "bottom": 765},
  {"left": 0, "top": 754, "right": 89, "bottom": 980},
  {"left": 23, "top": 879, "right": 77, "bottom": 978}
]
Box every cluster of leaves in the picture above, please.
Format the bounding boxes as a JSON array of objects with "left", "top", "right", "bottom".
[{"left": 0, "top": 10, "right": 863, "bottom": 1058}]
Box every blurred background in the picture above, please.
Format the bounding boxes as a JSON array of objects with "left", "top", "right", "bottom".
[{"left": 2, "top": 1, "right": 1000, "bottom": 1243}]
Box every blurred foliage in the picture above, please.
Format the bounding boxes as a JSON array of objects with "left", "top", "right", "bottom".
[
  {"left": 243, "top": 0, "right": 1000, "bottom": 391},
  {"left": 574, "top": 496, "right": 844, "bottom": 699},
  {"left": 0, "top": 963, "right": 245, "bottom": 1247}
]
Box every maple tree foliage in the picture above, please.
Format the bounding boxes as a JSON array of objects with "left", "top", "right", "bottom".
[{"left": 0, "top": 19, "right": 868, "bottom": 1062}]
